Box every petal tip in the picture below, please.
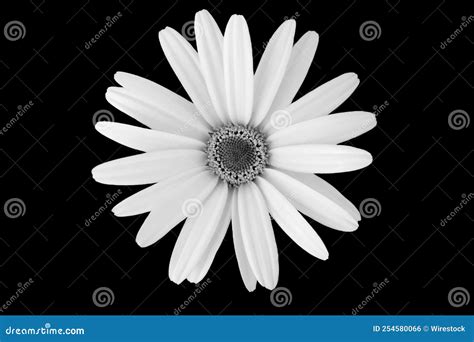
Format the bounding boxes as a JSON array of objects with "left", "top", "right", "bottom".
[
  {"left": 168, "top": 275, "right": 184, "bottom": 285},
  {"left": 347, "top": 221, "right": 359, "bottom": 232},
  {"left": 196, "top": 9, "right": 211, "bottom": 18},
  {"left": 366, "top": 152, "right": 374, "bottom": 165},
  {"left": 347, "top": 72, "right": 358, "bottom": 79},
  {"left": 187, "top": 277, "right": 198, "bottom": 284},
  {"left": 111, "top": 206, "right": 122, "bottom": 217},
  {"left": 113, "top": 71, "right": 126, "bottom": 82},
  {"left": 135, "top": 235, "right": 151, "bottom": 248},
  {"left": 94, "top": 121, "right": 108, "bottom": 132},
  {"left": 158, "top": 27, "right": 171, "bottom": 40},
  {"left": 229, "top": 14, "right": 245, "bottom": 24},
  {"left": 264, "top": 282, "right": 277, "bottom": 291},
  {"left": 169, "top": 269, "right": 187, "bottom": 285},
  {"left": 305, "top": 31, "right": 319, "bottom": 42},
  {"left": 246, "top": 284, "right": 257, "bottom": 292},
  {"left": 91, "top": 166, "right": 100, "bottom": 179},
  {"left": 105, "top": 86, "right": 120, "bottom": 96}
]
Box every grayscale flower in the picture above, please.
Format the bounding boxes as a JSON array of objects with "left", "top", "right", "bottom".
[{"left": 92, "top": 10, "right": 376, "bottom": 291}]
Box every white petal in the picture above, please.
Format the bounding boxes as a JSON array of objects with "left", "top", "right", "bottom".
[
  {"left": 263, "top": 73, "right": 359, "bottom": 134},
  {"left": 112, "top": 167, "right": 207, "bottom": 217},
  {"left": 251, "top": 20, "right": 295, "bottom": 126},
  {"left": 237, "top": 183, "right": 278, "bottom": 289},
  {"left": 159, "top": 27, "right": 221, "bottom": 127},
  {"left": 187, "top": 193, "right": 231, "bottom": 283},
  {"left": 270, "top": 144, "right": 373, "bottom": 173},
  {"left": 135, "top": 170, "right": 219, "bottom": 247},
  {"left": 291, "top": 73, "right": 359, "bottom": 122},
  {"left": 114, "top": 71, "right": 210, "bottom": 129},
  {"left": 256, "top": 177, "right": 328, "bottom": 259},
  {"left": 223, "top": 15, "right": 254, "bottom": 125},
  {"left": 267, "top": 111, "right": 376, "bottom": 148},
  {"left": 106, "top": 87, "right": 208, "bottom": 141},
  {"left": 169, "top": 182, "right": 229, "bottom": 284},
  {"left": 91, "top": 149, "right": 205, "bottom": 185},
  {"left": 268, "top": 31, "right": 319, "bottom": 114},
  {"left": 231, "top": 190, "right": 257, "bottom": 292},
  {"left": 283, "top": 170, "right": 361, "bottom": 221},
  {"left": 264, "top": 168, "right": 358, "bottom": 231},
  {"left": 195, "top": 10, "right": 228, "bottom": 123},
  {"left": 95, "top": 122, "right": 205, "bottom": 152}
]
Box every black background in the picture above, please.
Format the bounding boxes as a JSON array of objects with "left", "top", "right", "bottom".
[{"left": 1, "top": 0, "right": 473, "bottom": 315}]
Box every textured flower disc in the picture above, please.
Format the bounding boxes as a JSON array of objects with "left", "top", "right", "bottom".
[{"left": 206, "top": 125, "right": 269, "bottom": 186}]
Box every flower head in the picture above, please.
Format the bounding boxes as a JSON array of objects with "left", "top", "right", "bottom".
[{"left": 92, "top": 10, "right": 376, "bottom": 291}]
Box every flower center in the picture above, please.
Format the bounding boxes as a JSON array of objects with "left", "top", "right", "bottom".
[{"left": 206, "top": 125, "right": 269, "bottom": 186}]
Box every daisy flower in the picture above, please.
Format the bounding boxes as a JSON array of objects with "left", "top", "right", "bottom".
[{"left": 92, "top": 10, "right": 376, "bottom": 291}]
